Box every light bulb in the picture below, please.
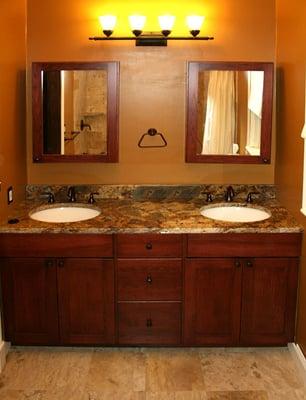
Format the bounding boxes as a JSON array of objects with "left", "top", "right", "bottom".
[
  {"left": 129, "top": 15, "right": 146, "bottom": 37},
  {"left": 98, "top": 15, "right": 117, "bottom": 37},
  {"left": 186, "top": 15, "right": 205, "bottom": 37},
  {"left": 158, "top": 15, "right": 175, "bottom": 37}
]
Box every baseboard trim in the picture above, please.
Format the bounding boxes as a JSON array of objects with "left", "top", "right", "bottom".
[
  {"left": 288, "top": 343, "right": 306, "bottom": 386},
  {"left": 0, "top": 341, "right": 10, "bottom": 373}
]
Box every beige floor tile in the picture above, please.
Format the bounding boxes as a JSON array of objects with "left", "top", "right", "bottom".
[
  {"left": 0, "top": 390, "right": 45, "bottom": 400},
  {"left": 267, "top": 388, "right": 306, "bottom": 400},
  {"left": 206, "top": 391, "right": 268, "bottom": 399},
  {"left": 85, "top": 391, "right": 146, "bottom": 400},
  {"left": 145, "top": 349, "right": 205, "bottom": 392},
  {"left": 0, "top": 348, "right": 92, "bottom": 391},
  {"left": 146, "top": 391, "right": 207, "bottom": 399},
  {"left": 85, "top": 348, "right": 146, "bottom": 392},
  {"left": 199, "top": 348, "right": 303, "bottom": 392}
]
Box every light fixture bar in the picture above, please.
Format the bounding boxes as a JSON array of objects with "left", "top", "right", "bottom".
[{"left": 89, "top": 35, "right": 214, "bottom": 46}]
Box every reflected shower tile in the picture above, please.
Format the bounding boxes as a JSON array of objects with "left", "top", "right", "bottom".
[
  {"left": 146, "top": 391, "right": 208, "bottom": 400},
  {"left": 206, "top": 391, "right": 268, "bottom": 399}
]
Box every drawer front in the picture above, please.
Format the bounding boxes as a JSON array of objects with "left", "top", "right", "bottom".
[
  {"left": 0, "top": 234, "right": 113, "bottom": 257},
  {"left": 118, "top": 302, "right": 181, "bottom": 345},
  {"left": 117, "top": 259, "right": 182, "bottom": 301},
  {"left": 187, "top": 233, "right": 302, "bottom": 258},
  {"left": 117, "top": 234, "right": 183, "bottom": 258}
]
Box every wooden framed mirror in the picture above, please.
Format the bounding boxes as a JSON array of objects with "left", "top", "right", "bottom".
[
  {"left": 185, "top": 61, "right": 274, "bottom": 164},
  {"left": 32, "top": 61, "right": 119, "bottom": 163}
]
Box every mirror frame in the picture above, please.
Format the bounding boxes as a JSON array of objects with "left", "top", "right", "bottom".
[
  {"left": 32, "top": 61, "right": 119, "bottom": 163},
  {"left": 185, "top": 61, "right": 274, "bottom": 164}
]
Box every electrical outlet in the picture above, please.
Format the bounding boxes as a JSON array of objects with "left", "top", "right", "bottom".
[{"left": 7, "top": 186, "right": 13, "bottom": 204}]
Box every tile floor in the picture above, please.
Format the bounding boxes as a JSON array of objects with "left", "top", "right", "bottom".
[{"left": 0, "top": 347, "right": 305, "bottom": 399}]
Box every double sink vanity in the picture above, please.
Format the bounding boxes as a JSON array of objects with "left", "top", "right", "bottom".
[{"left": 0, "top": 184, "right": 302, "bottom": 348}]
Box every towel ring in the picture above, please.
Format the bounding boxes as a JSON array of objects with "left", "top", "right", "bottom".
[{"left": 138, "top": 128, "right": 168, "bottom": 148}]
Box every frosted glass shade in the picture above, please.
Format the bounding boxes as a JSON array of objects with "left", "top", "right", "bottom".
[{"left": 98, "top": 15, "right": 117, "bottom": 30}]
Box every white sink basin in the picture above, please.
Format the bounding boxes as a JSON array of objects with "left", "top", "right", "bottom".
[
  {"left": 29, "top": 204, "right": 101, "bottom": 223},
  {"left": 200, "top": 204, "right": 271, "bottom": 223}
]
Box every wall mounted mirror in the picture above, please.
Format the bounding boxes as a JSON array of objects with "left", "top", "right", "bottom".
[
  {"left": 186, "top": 61, "right": 274, "bottom": 164},
  {"left": 32, "top": 61, "right": 119, "bottom": 163}
]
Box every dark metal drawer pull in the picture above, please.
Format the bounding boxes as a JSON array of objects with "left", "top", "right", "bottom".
[
  {"left": 246, "top": 260, "right": 253, "bottom": 268},
  {"left": 58, "top": 259, "right": 65, "bottom": 268},
  {"left": 145, "top": 242, "right": 153, "bottom": 250},
  {"left": 146, "top": 318, "right": 153, "bottom": 328},
  {"left": 234, "top": 260, "right": 241, "bottom": 268},
  {"left": 146, "top": 275, "right": 153, "bottom": 284},
  {"left": 45, "top": 259, "right": 53, "bottom": 268}
]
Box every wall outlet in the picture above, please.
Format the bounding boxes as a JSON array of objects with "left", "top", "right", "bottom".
[{"left": 7, "top": 186, "right": 13, "bottom": 204}]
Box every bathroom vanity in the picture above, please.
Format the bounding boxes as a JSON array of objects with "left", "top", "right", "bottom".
[{"left": 0, "top": 185, "right": 302, "bottom": 347}]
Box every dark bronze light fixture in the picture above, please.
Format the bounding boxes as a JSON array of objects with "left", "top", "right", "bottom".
[{"left": 90, "top": 14, "right": 214, "bottom": 46}]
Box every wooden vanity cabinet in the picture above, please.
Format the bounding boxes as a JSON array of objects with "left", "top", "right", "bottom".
[
  {"left": 1, "top": 258, "right": 59, "bottom": 345},
  {"left": 116, "top": 234, "right": 183, "bottom": 345},
  {"left": 185, "top": 233, "right": 302, "bottom": 346},
  {"left": 0, "top": 234, "right": 115, "bottom": 345}
]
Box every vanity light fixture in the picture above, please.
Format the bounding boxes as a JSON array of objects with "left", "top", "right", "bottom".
[
  {"left": 90, "top": 14, "right": 214, "bottom": 46},
  {"left": 98, "top": 15, "right": 117, "bottom": 37},
  {"left": 186, "top": 15, "right": 205, "bottom": 37},
  {"left": 129, "top": 15, "right": 146, "bottom": 37},
  {"left": 158, "top": 15, "right": 175, "bottom": 37}
]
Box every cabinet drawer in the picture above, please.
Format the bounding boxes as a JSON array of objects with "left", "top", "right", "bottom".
[
  {"left": 117, "top": 259, "right": 182, "bottom": 301},
  {"left": 0, "top": 234, "right": 113, "bottom": 257},
  {"left": 187, "top": 233, "right": 302, "bottom": 257},
  {"left": 117, "top": 234, "right": 183, "bottom": 258},
  {"left": 118, "top": 302, "right": 181, "bottom": 345}
]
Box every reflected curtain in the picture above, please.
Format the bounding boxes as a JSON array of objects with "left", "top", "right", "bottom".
[
  {"left": 246, "top": 71, "right": 264, "bottom": 154},
  {"left": 202, "top": 71, "right": 236, "bottom": 155}
]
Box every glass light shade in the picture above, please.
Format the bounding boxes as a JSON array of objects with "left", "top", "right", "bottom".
[
  {"left": 186, "top": 15, "right": 205, "bottom": 30},
  {"left": 98, "top": 15, "right": 117, "bottom": 31},
  {"left": 158, "top": 15, "right": 176, "bottom": 31},
  {"left": 128, "top": 15, "right": 146, "bottom": 31}
]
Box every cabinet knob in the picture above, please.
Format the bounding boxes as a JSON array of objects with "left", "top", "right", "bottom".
[
  {"left": 146, "top": 275, "right": 153, "bottom": 284},
  {"left": 145, "top": 242, "right": 153, "bottom": 250},
  {"left": 234, "top": 260, "right": 241, "bottom": 268},
  {"left": 58, "top": 259, "right": 65, "bottom": 268},
  {"left": 246, "top": 260, "right": 253, "bottom": 268},
  {"left": 45, "top": 259, "right": 53, "bottom": 268},
  {"left": 146, "top": 318, "right": 153, "bottom": 328}
]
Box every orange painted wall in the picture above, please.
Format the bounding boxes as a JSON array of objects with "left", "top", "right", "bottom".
[
  {"left": 26, "top": 0, "right": 276, "bottom": 184},
  {"left": 0, "top": 1, "right": 27, "bottom": 223},
  {"left": 275, "top": 0, "right": 306, "bottom": 352}
]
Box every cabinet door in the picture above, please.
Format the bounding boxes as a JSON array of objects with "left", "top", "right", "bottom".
[
  {"left": 1, "top": 258, "right": 59, "bottom": 344},
  {"left": 57, "top": 258, "right": 115, "bottom": 344},
  {"left": 241, "top": 258, "right": 298, "bottom": 345},
  {"left": 184, "top": 259, "right": 242, "bottom": 345}
]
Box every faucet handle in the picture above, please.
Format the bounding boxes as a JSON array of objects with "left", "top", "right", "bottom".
[
  {"left": 43, "top": 192, "right": 55, "bottom": 203},
  {"left": 202, "top": 192, "right": 213, "bottom": 202},
  {"left": 246, "top": 191, "right": 259, "bottom": 203},
  {"left": 88, "top": 192, "right": 99, "bottom": 204}
]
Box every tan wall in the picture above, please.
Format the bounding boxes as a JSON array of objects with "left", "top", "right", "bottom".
[
  {"left": 27, "top": 0, "right": 276, "bottom": 184},
  {"left": 275, "top": 0, "right": 306, "bottom": 352},
  {"left": 0, "top": 1, "right": 27, "bottom": 223}
]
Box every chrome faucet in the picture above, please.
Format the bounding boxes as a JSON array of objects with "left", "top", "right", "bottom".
[
  {"left": 225, "top": 186, "right": 235, "bottom": 202},
  {"left": 67, "top": 186, "right": 77, "bottom": 202}
]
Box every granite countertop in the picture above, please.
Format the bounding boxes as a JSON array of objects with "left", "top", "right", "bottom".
[{"left": 0, "top": 197, "right": 302, "bottom": 234}]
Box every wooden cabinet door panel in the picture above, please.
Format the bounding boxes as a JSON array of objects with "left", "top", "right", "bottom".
[
  {"left": 57, "top": 258, "right": 115, "bottom": 344},
  {"left": 1, "top": 258, "right": 59, "bottom": 345},
  {"left": 241, "top": 258, "right": 298, "bottom": 345},
  {"left": 117, "top": 259, "right": 182, "bottom": 301},
  {"left": 118, "top": 302, "right": 181, "bottom": 345},
  {"left": 184, "top": 259, "right": 242, "bottom": 345}
]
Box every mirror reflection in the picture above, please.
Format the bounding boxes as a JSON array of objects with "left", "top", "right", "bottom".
[
  {"left": 43, "top": 70, "right": 108, "bottom": 156},
  {"left": 32, "top": 61, "right": 119, "bottom": 163},
  {"left": 186, "top": 61, "right": 273, "bottom": 164},
  {"left": 198, "top": 70, "right": 264, "bottom": 156}
]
